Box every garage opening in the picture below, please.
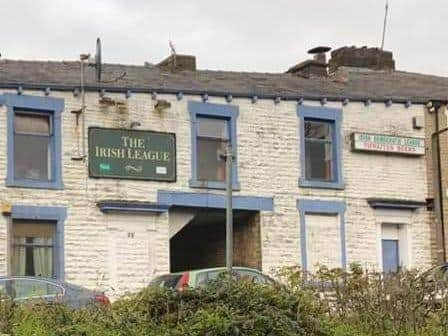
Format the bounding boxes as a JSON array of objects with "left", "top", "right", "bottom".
[{"left": 169, "top": 207, "right": 261, "bottom": 273}]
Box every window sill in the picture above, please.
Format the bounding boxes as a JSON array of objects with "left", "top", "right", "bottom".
[
  {"left": 299, "top": 178, "right": 345, "bottom": 190},
  {"left": 189, "top": 179, "right": 241, "bottom": 191},
  {"left": 6, "top": 178, "right": 64, "bottom": 190}
]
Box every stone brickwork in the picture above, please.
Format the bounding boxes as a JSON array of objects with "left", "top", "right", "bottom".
[{"left": 0, "top": 89, "right": 436, "bottom": 296}]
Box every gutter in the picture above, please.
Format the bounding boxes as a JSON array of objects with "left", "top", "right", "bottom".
[
  {"left": 431, "top": 101, "right": 447, "bottom": 263},
  {"left": 0, "top": 82, "right": 435, "bottom": 105}
]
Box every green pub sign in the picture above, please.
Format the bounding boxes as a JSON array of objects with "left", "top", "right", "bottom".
[{"left": 88, "top": 127, "right": 176, "bottom": 181}]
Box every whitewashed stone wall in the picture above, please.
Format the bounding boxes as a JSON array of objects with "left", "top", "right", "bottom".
[{"left": 0, "top": 89, "right": 435, "bottom": 295}]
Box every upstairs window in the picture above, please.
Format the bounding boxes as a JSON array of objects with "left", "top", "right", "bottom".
[
  {"left": 3, "top": 93, "right": 64, "bottom": 189},
  {"left": 297, "top": 105, "right": 344, "bottom": 189},
  {"left": 188, "top": 101, "right": 240, "bottom": 190},
  {"left": 197, "top": 117, "right": 229, "bottom": 182},
  {"left": 304, "top": 120, "right": 334, "bottom": 181},
  {"left": 14, "top": 112, "right": 52, "bottom": 181}
]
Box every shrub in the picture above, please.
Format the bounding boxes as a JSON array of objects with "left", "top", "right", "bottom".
[
  {"left": 3, "top": 266, "right": 448, "bottom": 335},
  {"left": 0, "top": 276, "right": 330, "bottom": 336}
]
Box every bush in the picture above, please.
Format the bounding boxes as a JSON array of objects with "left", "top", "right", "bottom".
[
  {"left": 0, "top": 276, "right": 330, "bottom": 336},
  {"left": 279, "top": 264, "right": 448, "bottom": 336},
  {"left": 3, "top": 266, "right": 448, "bottom": 335}
]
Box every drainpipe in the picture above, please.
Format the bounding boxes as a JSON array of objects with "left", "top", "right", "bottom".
[{"left": 431, "top": 101, "right": 447, "bottom": 263}]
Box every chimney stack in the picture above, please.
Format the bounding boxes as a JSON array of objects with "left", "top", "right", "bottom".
[
  {"left": 157, "top": 54, "right": 196, "bottom": 72},
  {"left": 286, "top": 46, "right": 331, "bottom": 77},
  {"left": 328, "top": 46, "right": 395, "bottom": 72}
]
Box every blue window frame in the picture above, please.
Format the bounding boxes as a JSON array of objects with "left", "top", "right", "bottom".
[
  {"left": 10, "top": 205, "right": 67, "bottom": 280},
  {"left": 188, "top": 101, "right": 240, "bottom": 190},
  {"left": 297, "top": 105, "right": 344, "bottom": 189},
  {"left": 297, "top": 199, "right": 347, "bottom": 272},
  {"left": 3, "top": 93, "right": 64, "bottom": 189}
]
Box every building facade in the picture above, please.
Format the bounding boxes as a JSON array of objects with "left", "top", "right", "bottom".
[{"left": 0, "top": 47, "right": 442, "bottom": 296}]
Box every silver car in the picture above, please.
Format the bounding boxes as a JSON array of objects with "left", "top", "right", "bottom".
[{"left": 0, "top": 276, "right": 110, "bottom": 308}]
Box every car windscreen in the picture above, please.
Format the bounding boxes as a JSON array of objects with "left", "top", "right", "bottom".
[{"left": 150, "top": 275, "right": 182, "bottom": 289}]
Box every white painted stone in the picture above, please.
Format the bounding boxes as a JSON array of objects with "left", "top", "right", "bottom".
[{"left": 0, "top": 89, "right": 435, "bottom": 296}]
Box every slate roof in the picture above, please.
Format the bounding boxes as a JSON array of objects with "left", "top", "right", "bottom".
[{"left": 1, "top": 59, "right": 448, "bottom": 103}]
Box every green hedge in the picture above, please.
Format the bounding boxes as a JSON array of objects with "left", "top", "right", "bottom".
[
  {"left": 0, "top": 277, "right": 330, "bottom": 336},
  {"left": 2, "top": 266, "right": 448, "bottom": 336}
]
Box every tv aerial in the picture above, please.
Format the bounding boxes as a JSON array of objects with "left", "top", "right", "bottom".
[{"left": 88, "top": 37, "right": 126, "bottom": 83}]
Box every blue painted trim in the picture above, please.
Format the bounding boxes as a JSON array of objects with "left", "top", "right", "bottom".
[
  {"left": 296, "top": 199, "right": 346, "bottom": 272},
  {"left": 188, "top": 101, "right": 240, "bottom": 190},
  {"left": 3, "top": 93, "right": 64, "bottom": 190},
  {"left": 11, "top": 205, "right": 67, "bottom": 280},
  {"left": 297, "top": 105, "right": 344, "bottom": 190},
  {"left": 158, "top": 190, "right": 273, "bottom": 211},
  {"left": 97, "top": 201, "right": 169, "bottom": 214}
]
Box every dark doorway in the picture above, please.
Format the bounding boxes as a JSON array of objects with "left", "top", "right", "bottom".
[{"left": 170, "top": 208, "right": 261, "bottom": 273}]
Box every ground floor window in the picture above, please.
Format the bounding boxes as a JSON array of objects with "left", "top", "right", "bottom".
[{"left": 11, "top": 220, "right": 56, "bottom": 278}]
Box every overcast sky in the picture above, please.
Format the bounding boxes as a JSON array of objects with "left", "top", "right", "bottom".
[{"left": 1, "top": 0, "right": 446, "bottom": 76}]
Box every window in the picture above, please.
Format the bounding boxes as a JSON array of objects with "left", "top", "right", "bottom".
[
  {"left": 3, "top": 93, "right": 64, "bottom": 189},
  {"left": 297, "top": 199, "right": 347, "bottom": 272},
  {"left": 14, "top": 112, "right": 52, "bottom": 181},
  {"left": 197, "top": 117, "right": 229, "bottom": 182},
  {"left": 297, "top": 105, "right": 343, "bottom": 189},
  {"left": 9, "top": 205, "right": 67, "bottom": 280},
  {"left": 11, "top": 279, "right": 63, "bottom": 300},
  {"left": 304, "top": 120, "right": 334, "bottom": 181},
  {"left": 189, "top": 101, "right": 240, "bottom": 189},
  {"left": 11, "top": 220, "right": 56, "bottom": 278}
]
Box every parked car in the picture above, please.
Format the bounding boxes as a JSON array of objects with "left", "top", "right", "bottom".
[
  {"left": 0, "top": 276, "right": 110, "bottom": 308},
  {"left": 149, "top": 267, "right": 275, "bottom": 290}
]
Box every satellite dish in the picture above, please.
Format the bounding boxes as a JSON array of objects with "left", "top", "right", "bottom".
[{"left": 95, "top": 38, "right": 102, "bottom": 82}]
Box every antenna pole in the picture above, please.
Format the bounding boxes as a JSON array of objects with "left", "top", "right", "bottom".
[
  {"left": 381, "top": 0, "right": 389, "bottom": 50},
  {"left": 79, "top": 54, "right": 88, "bottom": 160}
]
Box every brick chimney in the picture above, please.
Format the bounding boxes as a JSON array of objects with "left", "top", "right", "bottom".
[
  {"left": 328, "top": 46, "right": 395, "bottom": 72},
  {"left": 157, "top": 54, "right": 196, "bottom": 71},
  {"left": 286, "top": 46, "right": 330, "bottom": 77}
]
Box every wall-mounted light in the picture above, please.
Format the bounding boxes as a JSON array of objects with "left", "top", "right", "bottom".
[
  {"left": 151, "top": 92, "right": 157, "bottom": 100},
  {"left": 155, "top": 99, "right": 171, "bottom": 112},
  {"left": 130, "top": 121, "right": 141, "bottom": 129}
]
